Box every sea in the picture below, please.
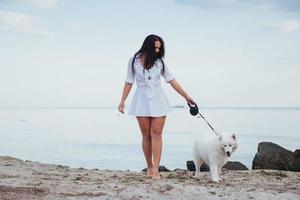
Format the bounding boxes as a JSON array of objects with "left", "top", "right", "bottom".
[{"left": 0, "top": 107, "right": 299, "bottom": 171}]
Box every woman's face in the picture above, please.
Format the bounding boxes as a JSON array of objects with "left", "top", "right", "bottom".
[{"left": 155, "top": 40, "right": 161, "bottom": 54}]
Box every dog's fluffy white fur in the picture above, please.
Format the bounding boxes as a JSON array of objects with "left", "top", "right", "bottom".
[{"left": 193, "top": 132, "right": 238, "bottom": 182}]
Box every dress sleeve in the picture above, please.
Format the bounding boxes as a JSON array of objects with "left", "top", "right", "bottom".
[
  {"left": 125, "top": 57, "right": 135, "bottom": 84},
  {"left": 162, "top": 62, "right": 175, "bottom": 82}
]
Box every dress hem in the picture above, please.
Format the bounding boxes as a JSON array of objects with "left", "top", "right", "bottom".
[{"left": 128, "top": 112, "right": 171, "bottom": 118}]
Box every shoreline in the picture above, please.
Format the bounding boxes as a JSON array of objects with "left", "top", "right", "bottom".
[{"left": 0, "top": 156, "right": 299, "bottom": 200}]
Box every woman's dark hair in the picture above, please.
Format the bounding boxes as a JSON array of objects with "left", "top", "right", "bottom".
[{"left": 131, "top": 34, "right": 165, "bottom": 75}]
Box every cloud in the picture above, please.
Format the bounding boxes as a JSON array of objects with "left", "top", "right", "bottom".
[
  {"left": 174, "top": 0, "right": 237, "bottom": 9},
  {"left": 64, "top": 22, "right": 88, "bottom": 32},
  {"left": 0, "top": 10, "right": 54, "bottom": 36},
  {"left": 20, "top": 0, "right": 58, "bottom": 8},
  {"left": 0, "top": 0, "right": 58, "bottom": 8},
  {"left": 174, "top": 0, "right": 300, "bottom": 12},
  {"left": 276, "top": 20, "right": 300, "bottom": 33}
]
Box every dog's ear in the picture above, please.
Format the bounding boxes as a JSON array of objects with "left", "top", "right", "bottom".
[{"left": 232, "top": 134, "right": 236, "bottom": 140}]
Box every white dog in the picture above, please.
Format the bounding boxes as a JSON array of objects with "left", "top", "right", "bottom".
[{"left": 193, "top": 132, "right": 238, "bottom": 182}]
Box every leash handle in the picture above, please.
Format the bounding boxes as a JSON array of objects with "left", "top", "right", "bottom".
[{"left": 187, "top": 100, "right": 199, "bottom": 116}]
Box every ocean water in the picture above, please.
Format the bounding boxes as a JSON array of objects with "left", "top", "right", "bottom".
[{"left": 0, "top": 107, "right": 299, "bottom": 171}]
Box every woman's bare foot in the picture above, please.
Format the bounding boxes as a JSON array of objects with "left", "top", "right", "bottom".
[
  {"left": 146, "top": 167, "right": 153, "bottom": 177},
  {"left": 151, "top": 168, "right": 160, "bottom": 180}
]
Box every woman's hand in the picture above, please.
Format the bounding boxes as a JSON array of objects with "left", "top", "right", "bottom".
[
  {"left": 119, "top": 83, "right": 133, "bottom": 114},
  {"left": 185, "top": 95, "right": 195, "bottom": 105},
  {"left": 118, "top": 101, "right": 125, "bottom": 113}
]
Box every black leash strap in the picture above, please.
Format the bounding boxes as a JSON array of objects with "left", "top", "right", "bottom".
[
  {"left": 187, "top": 101, "right": 219, "bottom": 136},
  {"left": 197, "top": 112, "right": 219, "bottom": 136}
]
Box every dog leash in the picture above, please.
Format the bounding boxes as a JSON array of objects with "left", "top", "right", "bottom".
[
  {"left": 187, "top": 101, "right": 219, "bottom": 136},
  {"left": 197, "top": 112, "right": 219, "bottom": 136}
]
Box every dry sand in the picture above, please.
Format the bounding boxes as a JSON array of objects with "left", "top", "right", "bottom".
[{"left": 0, "top": 156, "right": 299, "bottom": 200}]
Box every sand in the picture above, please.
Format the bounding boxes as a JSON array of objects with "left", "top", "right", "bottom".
[{"left": 0, "top": 156, "right": 299, "bottom": 200}]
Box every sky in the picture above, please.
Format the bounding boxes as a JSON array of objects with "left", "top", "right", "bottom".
[{"left": 0, "top": 0, "right": 300, "bottom": 108}]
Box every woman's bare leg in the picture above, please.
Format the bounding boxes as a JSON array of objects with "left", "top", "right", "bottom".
[
  {"left": 137, "top": 117, "right": 153, "bottom": 176},
  {"left": 150, "top": 116, "right": 166, "bottom": 179}
]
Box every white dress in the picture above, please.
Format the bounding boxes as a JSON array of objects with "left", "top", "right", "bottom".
[{"left": 125, "top": 55, "right": 175, "bottom": 117}]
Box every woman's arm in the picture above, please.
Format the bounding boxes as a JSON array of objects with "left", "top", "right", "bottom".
[
  {"left": 169, "top": 79, "right": 194, "bottom": 103},
  {"left": 118, "top": 83, "right": 133, "bottom": 113}
]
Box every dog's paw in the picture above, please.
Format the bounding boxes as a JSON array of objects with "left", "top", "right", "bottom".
[
  {"left": 193, "top": 172, "right": 200, "bottom": 179},
  {"left": 212, "top": 179, "right": 220, "bottom": 183},
  {"left": 193, "top": 175, "right": 200, "bottom": 179},
  {"left": 211, "top": 177, "right": 220, "bottom": 183}
]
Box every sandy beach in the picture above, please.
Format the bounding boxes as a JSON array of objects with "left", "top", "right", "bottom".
[{"left": 0, "top": 156, "right": 299, "bottom": 200}]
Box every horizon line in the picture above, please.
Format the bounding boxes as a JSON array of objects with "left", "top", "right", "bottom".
[{"left": 0, "top": 106, "right": 300, "bottom": 110}]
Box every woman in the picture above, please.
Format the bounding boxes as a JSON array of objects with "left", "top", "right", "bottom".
[{"left": 118, "top": 34, "right": 194, "bottom": 179}]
